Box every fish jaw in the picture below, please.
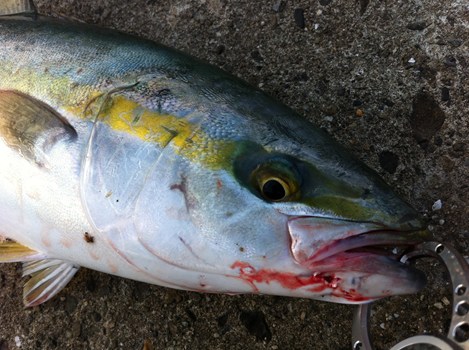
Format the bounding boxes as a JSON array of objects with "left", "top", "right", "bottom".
[
  {"left": 283, "top": 216, "right": 430, "bottom": 300},
  {"left": 230, "top": 255, "right": 426, "bottom": 303}
]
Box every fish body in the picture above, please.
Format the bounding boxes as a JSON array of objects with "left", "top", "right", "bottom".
[{"left": 0, "top": 14, "right": 428, "bottom": 307}]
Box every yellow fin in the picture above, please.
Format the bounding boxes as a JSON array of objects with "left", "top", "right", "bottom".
[
  {"left": 0, "top": 0, "right": 35, "bottom": 16},
  {"left": 0, "top": 239, "right": 44, "bottom": 262},
  {"left": 0, "top": 90, "right": 77, "bottom": 167},
  {"left": 23, "top": 259, "right": 80, "bottom": 307}
]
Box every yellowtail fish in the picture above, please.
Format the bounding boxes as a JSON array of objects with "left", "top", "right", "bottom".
[{"left": 0, "top": 1, "right": 429, "bottom": 307}]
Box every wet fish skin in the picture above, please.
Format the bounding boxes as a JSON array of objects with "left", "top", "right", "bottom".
[{"left": 0, "top": 15, "right": 428, "bottom": 307}]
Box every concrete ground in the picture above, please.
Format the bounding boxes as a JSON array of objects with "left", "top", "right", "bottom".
[{"left": 0, "top": 0, "right": 467, "bottom": 349}]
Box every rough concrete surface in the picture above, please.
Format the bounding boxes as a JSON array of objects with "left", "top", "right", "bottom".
[{"left": 0, "top": 0, "right": 468, "bottom": 349}]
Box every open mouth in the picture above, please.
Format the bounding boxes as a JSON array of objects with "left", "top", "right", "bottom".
[
  {"left": 287, "top": 216, "right": 430, "bottom": 298},
  {"left": 288, "top": 216, "right": 430, "bottom": 269},
  {"left": 306, "top": 229, "right": 429, "bottom": 264}
]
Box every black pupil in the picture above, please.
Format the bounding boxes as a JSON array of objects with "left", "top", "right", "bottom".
[{"left": 262, "top": 179, "right": 286, "bottom": 200}]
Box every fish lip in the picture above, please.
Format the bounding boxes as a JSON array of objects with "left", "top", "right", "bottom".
[
  {"left": 287, "top": 216, "right": 431, "bottom": 266},
  {"left": 306, "top": 228, "right": 431, "bottom": 264}
]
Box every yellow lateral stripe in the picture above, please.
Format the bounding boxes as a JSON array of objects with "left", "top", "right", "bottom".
[
  {"left": 0, "top": 64, "right": 238, "bottom": 169},
  {"left": 99, "top": 95, "right": 237, "bottom": 169}
]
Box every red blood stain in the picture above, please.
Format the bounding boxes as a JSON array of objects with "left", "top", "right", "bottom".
[{"left": 230, "top": 261, "right": 370, "bottom": 302}]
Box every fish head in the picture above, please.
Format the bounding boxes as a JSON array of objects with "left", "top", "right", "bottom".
[
  {"left": 81, "top": 80, "right": 429, "bottom": 303},
  {"left": 186, "top": 111, "right": 430, "bottom": 303}
]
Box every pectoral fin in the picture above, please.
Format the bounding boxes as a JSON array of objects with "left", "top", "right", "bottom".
[
  {"left": 0, "top": 90, "right": 77, "bottom": 167},
  {"left": 0, "top": 239, "right": 44, "bottom": 262},
  {"left": 22, "top": 259, "right": 80, "bottom": 307},
  {"left": 0, "top": 0, "right": 35, "bottom": 16}
]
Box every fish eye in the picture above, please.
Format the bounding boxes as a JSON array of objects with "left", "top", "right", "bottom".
[
  {"left": 234, "top": 150, "right": 302, "bottom": 203},
  {"left": 260, "top": 177, "right": 290, "bottom": 201}
]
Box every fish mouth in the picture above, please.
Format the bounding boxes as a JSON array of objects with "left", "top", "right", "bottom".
[
  {"left": 288, "top": 216, "right": 431, "bottom": 298},
  {"left": 305, "top": 229, "right": 429, "bottom": 265}
]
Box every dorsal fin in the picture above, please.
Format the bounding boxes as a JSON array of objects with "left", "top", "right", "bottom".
[
  {"left": 0, "top": 90, "right": 77, "bottom": 167},
  {"left": 0, "top": 0, "right": 36, "bottom": 16}
]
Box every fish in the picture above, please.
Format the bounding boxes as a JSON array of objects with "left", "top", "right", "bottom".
[{"left": 0, "top": 2, "right": 429, "bottom": 308}]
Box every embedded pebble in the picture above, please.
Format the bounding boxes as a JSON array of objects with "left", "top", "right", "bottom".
[
  {"left": 441, "top": 87, "right": 450, "bottom": 102},
  {"left": 294, "top": 8, "right": 305, "bottom": 29},
  {"left": 379, "top": 151, "right": 400, "bottom": 174},
  {"left": 410, "top": 93, "right": 446, "bottom": 145},
  {"left": 432, "top": 200, "right": 443, "bottom": 211},
  {"left": 407, "top": 21, "right": 428, "bottom": 30},
  {"left": 272, "top": 0, "right": 285, "bottom": 13},
  {"left": 14, "top": 336, "right": 21, "bottom": 348},
  {"left": 239, "top": 310, "right": 272, "bottom": 341}
]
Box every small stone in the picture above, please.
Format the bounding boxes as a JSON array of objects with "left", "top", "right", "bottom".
[
  {"left": 300, "top": 311, "right": 306, "bottom": 320},
  {"left": 355, "top": 108, "right": 364, "bottom": 117},
  {"left": 444, "top": 55, "right": 457, "bottom": 67},
  {"left": 358, "top": 0, "right": 369, "bottom": 15},
  {"left": 434, "top": 302, "right": 444, "bottom": 309},
  {"left": 14, "top": 336, "right": 21, "bottom": 348},
  {"left": 143, "top": 339, "right": 153, "bottom": 350},
  {"left": 71, "top": 322, "right": 81, "bottom": 338},
  {"left": 64, "top": 295, "right": 78, "bottom": 314},
  {"left": 382, "top": 98, "right": 394, "bottom": 107},
  {"left": 217, "top": 313, "right": 229, "bottom": 328},
  {"left": 103, "top": 320, "right": 116, "bottom": 329},
  {"left": 379, "top": 323, "right": 385, "bottom": 329},
  {"left": 432, "top": 200, "right": 442, "bottom": 211},
  {"left": 440, "top": 156, "right": 454, "bottom": 172},
  {"left": 448, "top": 39, "right": 463, "bottom": 47},
  {"left": 408, "top": 57, "right": 416, "bottom": 64},
  {"left": 240, "top": 310, "right": 272, "bottom": 342},
  {"left": 295, "top": 72, "right": 309, "bottom": 82},
  {"left": 441, "top": 87, "right": 450, "bottom": 102},
  {"left": 379, "top": 151, "right": 399, "bottom": 174},
  {"left": 215, "top": 45, "right": 225, "bottom": 55},
  {"left": 322, "top": 105, "right": 337, "bottom": 116},
  {"left": 442, "top": 297, "right": 450, "bottom": 306},
  {"left": 91, "top": 311, "right": 102, "bottom": 322},
  {"left": 407, "top": 21, "right": 428, "bottom": 30},
  {"left": 315, "top": 81, "right": 327, "bottom": 95},
  {"left": 294, "top": 8, "right": 305, "bottom": 29},
  {"left": 409, "top": 92, "right": 446, "bottom": 144},
  {"left": 86, "top": 277, "right": 97, "bottom": 292},
  {"left": 452, "top": 141, "right": 465, "bottom": 155},
  {"left": 272, "top": 0, "right": 285, "bottom": 13},
  {"left": 337, "top": 86, "right": 346, "bottom": 96},
  {"left": 439, "top": 219, "right": 445, "bottom": 225},
  {"left": 251, "top": 50, "right": 263, "bottom": 63}
]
